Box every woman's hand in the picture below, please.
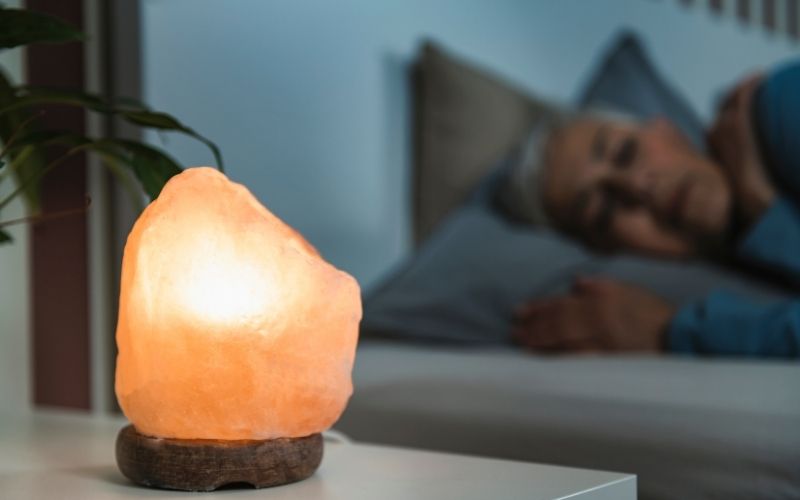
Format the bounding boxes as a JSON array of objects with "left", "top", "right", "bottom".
[
  {"left": 512, "top": 277, "right": 675, "bottom": 353},
  {"left": 707, "top": 73, "right": 776, "bottom": 229}
]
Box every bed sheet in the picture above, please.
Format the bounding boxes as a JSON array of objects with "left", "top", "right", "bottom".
[{"left": 336, "top": 341, "right": 800, "bottom": 500}]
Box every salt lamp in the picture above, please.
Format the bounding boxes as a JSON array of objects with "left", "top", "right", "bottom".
[{"left": 114, "top": 167, "right": 361, "bottom": 491}]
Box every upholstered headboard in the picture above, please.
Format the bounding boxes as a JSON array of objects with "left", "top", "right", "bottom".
[{"left": 410, "top": 42, "right": 556, "bottom": 245}]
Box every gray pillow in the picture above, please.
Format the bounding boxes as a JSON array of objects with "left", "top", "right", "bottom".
[
  {"left": 362, "top": 203, "right": 790, "bottom": 344},
  {"left": 362, "top": 32, "right": 791, "bottom": 345},
  {"left": 411, "top": 41, "right": 556, "bottom": 244},
  {"left": 363, "top": 205, "right": 586, "bottom": 344},
  {"left": 580, "top": 31, "right": 705, "bottom": 147}
]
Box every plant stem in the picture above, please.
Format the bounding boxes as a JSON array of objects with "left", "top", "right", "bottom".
[
  {"left": 0, "top": 142, "right": 92, "bottom": 211},
  {"left": 0, "top": 195, "right": 90, "bottom": 227},
  {"left": 0, "top": 110, "right": 44, "bottom": 160}
]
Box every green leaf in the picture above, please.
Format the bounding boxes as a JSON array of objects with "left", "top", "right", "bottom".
[
  {"left": 3, "top": 129, "right": 91, "bottom": 153},
  {"left": 0, "top": 132, "right": 181, "bottom": 203},
  {"left": 78, "top": 138, "right": 182, "bottom": 200},
  {"left": 0, "top": 69, "right": 45, "bottom": 210},
  {"left": 91, "top": 149, "right": 144, "bottom": 213},
  {"left": 0, "top": 8, "right": 84, "bottom": 49},
  {"left": 0, "top": 88, "right": 224, "bottom": 172},
  {"left": 121, "top": 110, "right": 184, "bottom": 130},
  {"left": 7, "top": 86, "right": 147, "bottom": 113},
  {"left": 0, "top": 69, "right": 21, "bottom": 122},
  {"left": 8, "top": 133, "right": 181, "bottom": 201},
  {"left": 0, "top": 228, "right": 11, "bottom": 244},
  {"left": 108, "top": 139, "right": 182, "bottom": 199},
  {"left": 111, "top": 95, "right": 148, "bottom": 111},
  {"left": 0, "top": 87, "right": 111, "bottom": 115},
  {"left": 119, "top": 110, "right": 224, "bottom": 172},
  {"left": 0, "top": 131, "right": 87, "bottom": 211}
]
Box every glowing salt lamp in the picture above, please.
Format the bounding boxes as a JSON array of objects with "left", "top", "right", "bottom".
[{"left": 114, "top": 167, "right": 361, "bottom": 491}]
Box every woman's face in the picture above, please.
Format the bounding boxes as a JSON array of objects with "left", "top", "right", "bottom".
[{"left": 542, "top": 117, "right": 733, "bottom": 256}]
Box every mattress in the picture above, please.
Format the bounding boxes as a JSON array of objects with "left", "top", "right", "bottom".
[{"left": 335, "top": 341, "right": 800, "bottom": 500}]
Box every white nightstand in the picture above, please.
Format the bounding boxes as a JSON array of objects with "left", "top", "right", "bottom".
[{"left": 0, "top": 410, "right": 635, "bottom": 499}]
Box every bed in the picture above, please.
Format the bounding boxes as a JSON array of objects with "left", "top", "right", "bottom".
[
  {"left": 334, "top": 33, "right": 800, "bottom": 500},
  {"left": 337, "top": 343, "right": 800, "bottom": 500}
]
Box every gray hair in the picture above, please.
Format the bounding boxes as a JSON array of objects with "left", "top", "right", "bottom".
[{"left": 496, "top": 107, "right": 638, "bottom": 227}]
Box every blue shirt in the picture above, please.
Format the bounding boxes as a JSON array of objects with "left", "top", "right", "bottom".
[{"left": 667, "top": 62, "right": 800, "bottom": 358}]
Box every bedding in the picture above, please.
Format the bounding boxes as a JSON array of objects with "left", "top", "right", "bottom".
[
  {"left": 354, "top": 30, "right": 800, "bottom": 500},
  {"left": 579, "top": 32, "right": 705, "bottom": 147},
  {"left": 364, "top": 31, "right": 795, "bottom": 345},
  {"left": 410, "top": 32, "right": 706, "bottom": 245},
  {"left": 411, "top": 41, "right": 557, "bottom": 244},
  {"left": 336, "top": 341, "right": 800, "bottom": 500},
  {"left": 362, "top": 202, "right": 792, "bottom": 345}
]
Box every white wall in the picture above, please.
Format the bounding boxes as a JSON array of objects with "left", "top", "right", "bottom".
[
  {"left": 141, "top": 0, "right": 798, "bottom": 290},
  {"left": 0, "top": 0, "right": 30, "bottom": 413}
]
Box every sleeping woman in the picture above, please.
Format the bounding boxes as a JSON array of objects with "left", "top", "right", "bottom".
[{"left": 504, "top": 61, "right": 800, "bottom": 358}]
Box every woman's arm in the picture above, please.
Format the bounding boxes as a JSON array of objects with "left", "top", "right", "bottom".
[
  {"left": 708, "top": 62, "right": 800, "bottom": 279},
  {"left": 669, "top": 292, "right": 800, "bottom": 358},
  {"left": 753, "top": 61, "right": 800, "bottom": 199},
  {"left": 707, "top": 74, "right": 776, "bottom": 230},
  {"left": 738, "top": 197, "right": 800, "bottom": 280}
]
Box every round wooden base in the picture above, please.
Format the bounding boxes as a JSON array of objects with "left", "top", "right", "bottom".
[{"left": 115, "top": 425, "right": 323, "bottom": 491}]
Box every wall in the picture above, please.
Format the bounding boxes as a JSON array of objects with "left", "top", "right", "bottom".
[
  {"left": 0, "top": 0, "right": 30, "bottom": 412},
  {"left": 141, "top": 0, "right": 798, "bottom": 290}
]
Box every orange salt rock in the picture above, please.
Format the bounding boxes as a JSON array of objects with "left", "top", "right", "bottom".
[{"left": 114, "top": 167, "right": 361, "bottom": 440}]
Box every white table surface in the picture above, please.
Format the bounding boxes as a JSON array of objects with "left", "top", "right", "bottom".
[{"left": 0, "top": 410, "right": 635, "bottom": 499}]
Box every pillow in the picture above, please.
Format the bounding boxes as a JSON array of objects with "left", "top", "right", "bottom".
[
  {"left": 363, "top": 31, "right": 789, "bottom": 345},
  {"left": 362, "top": 204, "right": 790, "bottom": 345},
  {"left": 411, "top": 41, "right": 555, "bottom": 244},
  {"left": 579, "top": 31, "right": 705, "bottom": 147},
  {"left": 363, "top": 206, "right": 588, "bottom": 344}
]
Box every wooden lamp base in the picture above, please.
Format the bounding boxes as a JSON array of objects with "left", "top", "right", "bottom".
[{"left": 115, "top": 425, "right": 323, "bottom": 491}]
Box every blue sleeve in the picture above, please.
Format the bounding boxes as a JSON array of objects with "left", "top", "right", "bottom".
[
  {"left": 738, "top": 197, "right": 800, "bottom": 280},
  {"left": 667, "top": 199, "right": 800, "bottom": 358},
  {"left": 753, "top": 60, "right": 800, "bottom": 198},
  {"left": 668, "top": 292, "right": 800, "bottom": 358},
  {"left": 666, "top": 61, "right": 800, "bottom": 357},
  {"left": 667, "top": 63, "right": 800, "bottom": 358}
]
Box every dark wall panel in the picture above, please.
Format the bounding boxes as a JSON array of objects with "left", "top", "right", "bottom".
[{"left": 26, "top": 0, "right": 91, "bottom": 410}]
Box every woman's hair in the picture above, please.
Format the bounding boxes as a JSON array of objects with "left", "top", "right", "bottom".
[{"left": 495, "top": 107, "right": 638, "bottom": 228}]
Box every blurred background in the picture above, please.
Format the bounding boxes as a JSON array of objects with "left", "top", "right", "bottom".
[{"left": 0, "top": 0, "right": 797, "bottom": 413}]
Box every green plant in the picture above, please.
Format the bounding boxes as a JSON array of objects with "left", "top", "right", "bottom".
[{"left": 0, "top": 5, "right": 223, "bottom": 244}]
